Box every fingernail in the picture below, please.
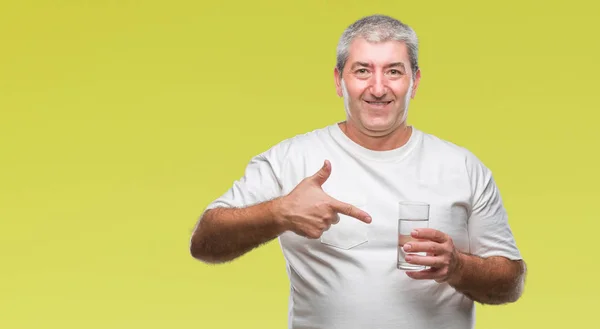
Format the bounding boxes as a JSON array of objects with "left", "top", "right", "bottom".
[
  {"left": 403, "top": 244, "right": 411, "bottom": 251},
  {"left": 411, "top": 230, "right": 419, "bottom": 237},
  {"left": 405, "top": 255, "right": 412, "bottom": 262}
]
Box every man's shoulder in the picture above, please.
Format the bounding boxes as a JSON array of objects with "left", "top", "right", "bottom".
[
  {"left": 258, "top": 124, "right": 334, "bottom": 160},
  {"left": 417, "top": 128, "right": 484, "bottom": 167}
]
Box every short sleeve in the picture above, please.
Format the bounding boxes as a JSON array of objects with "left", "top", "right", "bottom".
[
  {"left": 204, "top": 146, "right": 286, "bottom": 212},
  {"left": 466, "top": 153, "right": 522, "bottom": 260}
]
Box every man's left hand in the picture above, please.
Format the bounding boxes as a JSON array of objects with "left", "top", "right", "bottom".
[{"left": 403, "top": 228, "right": 463, "bottom": 283}]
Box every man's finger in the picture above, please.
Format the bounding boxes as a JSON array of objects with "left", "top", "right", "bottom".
[
  {"left": 403, "top": 241, "right": 443, "bottom": 255},
  {"left": 329, "top": 199, "right": 372, "bottom": 224},
  {"left": 411, "top": 228, "right": 448, "bottom": 243},
  {"left": 405, "top": 267, "right": 441, "bottom": 280},
  {"left": 331, "top": 213, "right": 340, "bottom": 225},
  {"left": 404, "top": 254, "right": 445, "bottom": 267},
  {"left": 310, "top": 160, "right": 332, "bottom": 186}
]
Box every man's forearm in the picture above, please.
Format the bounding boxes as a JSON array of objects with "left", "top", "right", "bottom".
[
  {"left": 190, "top": 198, "right": 287, "bottom": 264},
  {"left": 448, "top": 253, "right": 526, "bottom": 305}
]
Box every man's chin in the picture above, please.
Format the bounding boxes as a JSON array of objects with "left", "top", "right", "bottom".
[
  {"left": 360, "top": 121, "right": 399, "bottom": 136},
  {"left": 360, "top": 117, "right": 398, "bottom": 130}
]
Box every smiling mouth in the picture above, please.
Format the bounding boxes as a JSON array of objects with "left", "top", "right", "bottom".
[{"left": 364, "top": 100, "right": 393, "bottom": 106}]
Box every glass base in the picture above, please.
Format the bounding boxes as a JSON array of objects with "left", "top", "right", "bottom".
[{"left": 397, "top": 262, "right": 427, "bottom": 271}]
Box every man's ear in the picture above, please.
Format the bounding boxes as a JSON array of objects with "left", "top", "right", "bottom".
[
  {"left": 334, "top": 67, "right": 343, "bottom": 97},
  {"left": 410, "top": 68, "right": 422, "bottom": 99}
]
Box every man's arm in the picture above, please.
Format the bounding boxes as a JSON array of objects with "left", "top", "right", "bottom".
[
  {"left": 190, "top": 160, "right": 372, "bottom": 264},
  {"left": 448, "top": 253, "right": 526, "bottom": 305},
  {"left": 403, "top": 229, "right": 526, "bottom": 305},
  {"left": 440, "top": 150, "right": 525, "bottom": 304},
  {"left": 190, "top": 199, "right": 287, "bottom": 264},
  {"left": 190, "top": 146, "right": 288, "bottom": 264}
]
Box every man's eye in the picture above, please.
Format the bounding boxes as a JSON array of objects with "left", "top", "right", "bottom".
[{"left": 389, "top": 69, "right": 402, "bottom": 75}]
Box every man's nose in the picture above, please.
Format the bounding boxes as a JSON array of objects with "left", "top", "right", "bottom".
[{"left": 369, "top": 74, "right": 387, "bottom": 98}]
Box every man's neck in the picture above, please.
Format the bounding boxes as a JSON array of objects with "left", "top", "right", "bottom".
[{"left": 338, "top": 121, "right": 412, "bottom": 152}]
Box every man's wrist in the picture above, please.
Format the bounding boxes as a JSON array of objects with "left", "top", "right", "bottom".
[
  {"left": 268, "top": 197, "right": 290, "bottom": 233},
  {"left": 445, "top": 250, "right": 467, "bottom": 287}
]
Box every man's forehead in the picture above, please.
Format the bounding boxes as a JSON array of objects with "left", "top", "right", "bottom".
[{"left": 346, "top": 39, "right": 410, "bottom": 67}]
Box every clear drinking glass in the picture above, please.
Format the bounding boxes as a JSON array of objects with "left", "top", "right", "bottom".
[{"left": 397, "top": 201, "right": 430, "bottom": 271}]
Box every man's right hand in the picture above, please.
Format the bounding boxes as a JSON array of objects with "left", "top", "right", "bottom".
[{"left": 272, "top": 160, "right": 372, "bottom": 239}]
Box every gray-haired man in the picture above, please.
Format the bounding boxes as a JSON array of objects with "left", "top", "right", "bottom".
[{"left": 191, "top": 14, "right": 526, "bottom": 329}]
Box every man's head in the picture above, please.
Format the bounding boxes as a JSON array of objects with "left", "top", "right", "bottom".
[{"left": 334, "top": 15, "right": 421, "bottom": 136}]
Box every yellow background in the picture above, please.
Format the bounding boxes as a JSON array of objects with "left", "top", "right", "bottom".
[{"left": 1, "top": 0, "right": 598, "bottom": 328}]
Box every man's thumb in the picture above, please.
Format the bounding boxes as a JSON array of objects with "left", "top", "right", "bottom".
[{"left": 311, "top": 160, "right": 332, "bottom": 186}]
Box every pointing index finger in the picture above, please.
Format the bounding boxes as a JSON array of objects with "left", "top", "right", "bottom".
[{"left": 329, "top": 199, "right": 372, "bottom": 224}]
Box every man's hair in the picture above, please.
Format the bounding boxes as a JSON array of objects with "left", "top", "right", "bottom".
[{"left": 336, "top": 14, "right": 419, "bottom": 79}]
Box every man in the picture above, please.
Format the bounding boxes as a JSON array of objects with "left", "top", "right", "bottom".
[{"left": 190, "top": 14, "right": 526, "bottom": 329}]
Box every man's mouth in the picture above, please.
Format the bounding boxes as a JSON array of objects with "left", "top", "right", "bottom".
[{"left": 364, "top": 100, "right": 393, "bottom": 106}]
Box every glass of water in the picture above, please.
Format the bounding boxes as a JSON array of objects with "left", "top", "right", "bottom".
[{"left": 397, "top": 201, "right": 430, "bottom": 271}]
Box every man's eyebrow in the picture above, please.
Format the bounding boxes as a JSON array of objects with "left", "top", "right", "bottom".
[
  {"left": 350, "top": 61, "right": 371, "bottom": 69},
  {"left": 387, "top": 62, "right": 406, "bottom": 69}
]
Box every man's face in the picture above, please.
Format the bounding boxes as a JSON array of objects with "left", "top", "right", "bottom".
[{"left": 335, "top": 38, "right": 421, "bottom": 136}]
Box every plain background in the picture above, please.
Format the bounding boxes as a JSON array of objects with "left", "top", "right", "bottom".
[{"left": 1, "top": 0, "right": 598, "bottom": 328}]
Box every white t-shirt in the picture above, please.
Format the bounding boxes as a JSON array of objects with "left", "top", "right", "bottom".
[{"left": 204, "top": 123, "right": 522, "bottom": 329}]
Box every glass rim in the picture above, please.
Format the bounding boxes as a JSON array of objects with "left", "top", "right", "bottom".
[{"left": 398, "top": 201, "right": 429, "bottom": 207}]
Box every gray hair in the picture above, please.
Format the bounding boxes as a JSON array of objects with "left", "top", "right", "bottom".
[{"left": 336, "top": 14, "right": 419, "bottom": 79}]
